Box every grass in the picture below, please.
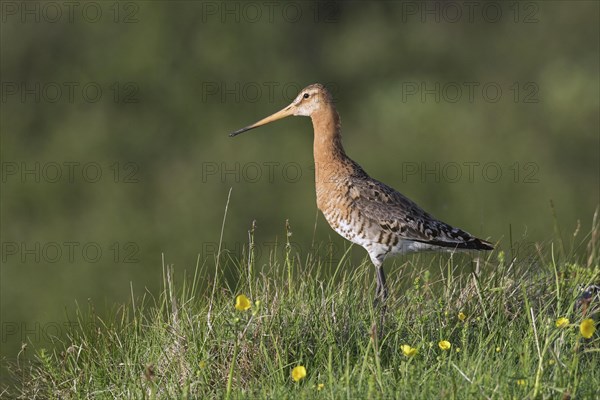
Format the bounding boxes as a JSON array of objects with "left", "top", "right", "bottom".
[{"left": 3, "top": 210, "right": 599, "bottom": 399}]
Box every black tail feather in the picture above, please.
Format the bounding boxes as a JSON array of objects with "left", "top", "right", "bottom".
[{"left": 414, "top": 237, "right": 494, "bottom": 251}]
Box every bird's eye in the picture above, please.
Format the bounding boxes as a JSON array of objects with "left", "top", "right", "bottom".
[{"left": 303, "top": 93, "right": 310, "bottom": 99}]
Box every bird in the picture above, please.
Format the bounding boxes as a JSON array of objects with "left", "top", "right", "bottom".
[{"left": 230, "top": 83, "right": 493, "bottom": 308}]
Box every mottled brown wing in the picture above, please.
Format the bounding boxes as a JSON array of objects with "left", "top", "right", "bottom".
[{"left": 347, "top": 171, "right": 493, "bottom": 250}]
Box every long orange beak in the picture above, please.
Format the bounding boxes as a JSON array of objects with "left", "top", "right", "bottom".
[{"left": 229, "top": 104, "right": 295, "bottom": 137}]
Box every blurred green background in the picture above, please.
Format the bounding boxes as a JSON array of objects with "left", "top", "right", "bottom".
[{"left": 1, "top": 0, "right": 598, "bottom": 381}]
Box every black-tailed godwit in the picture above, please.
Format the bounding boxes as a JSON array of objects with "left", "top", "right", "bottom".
[{"left": 230, "top": 83, "right": 493, "bottom": 307}]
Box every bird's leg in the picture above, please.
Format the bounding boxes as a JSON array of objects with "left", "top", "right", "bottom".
[
  {"left": 373, "top": 264, "right": 388, "bottom": 306},
  {"left": 377, "top": 265, "right": 388, "bottom": 301},
  {"left": 373, "top": 262, "right": 388, "bottom": 336}
]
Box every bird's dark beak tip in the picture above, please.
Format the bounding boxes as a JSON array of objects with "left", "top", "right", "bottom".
[{"left": 230, "top": 126, "right": 253, "bottom": 137}]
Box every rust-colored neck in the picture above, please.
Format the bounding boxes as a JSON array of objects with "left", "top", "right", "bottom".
[
  {"left": 311, "top": 103, "right": 347, "bottom": 172},
  {"left": 310, "top": 103, "right": 354, "bottom": 210}
]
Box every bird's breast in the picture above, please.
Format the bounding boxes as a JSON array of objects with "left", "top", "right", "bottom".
[{"left": 316, "top": 180, "right": 410, "bottom": 258}]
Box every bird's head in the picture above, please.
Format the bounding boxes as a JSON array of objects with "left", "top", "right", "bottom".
[{"left": 229, "top": 83, "right": 332, "bottom": 137}]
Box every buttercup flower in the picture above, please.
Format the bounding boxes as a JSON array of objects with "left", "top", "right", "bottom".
[
  {"left": 400, "top": 345, "right": 417, "bottom": 357},
  {"left": 580, "top": 318, "right": 596, "bottom": 339},
  {"left": 458, "top": 312, "right": 467, "bottom": 321},
  {"left": 292, "top": 365, "right": 307, "bottom": 382},
  {"left": 439, "top": 340, "right": 451, "bottom": 351},
  {"left": 235, "top": 294, "right": 251, "bottom": 311},
  {"left": 317, "top": 383, "right": 324, "bottom": 391},
  {"left": 555, "top": 317, "right": 569, "bottom": 328},
  {"left": 517, "top": 379, "right": 526, "bottom": 386}
]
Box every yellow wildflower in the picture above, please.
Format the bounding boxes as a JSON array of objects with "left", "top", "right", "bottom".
[
  {"left": 317, "top": 383, "right": 324, "bottom": 391},
  {"left": 235, "top": 294, "right": 251, "bottom": 311},
  {"left": 517, "top": 379, "right": 526, "bottom": 386},
  {"left": 458, "top": 312, "right": 466, "bottom": 321},
  {"left": 495, "top": 347, "right": 501, "bottom": 353},
  {"left": 292, "top": 365, "right": 307, "bottom": 382},
  {"left": 438, "top": 340, "right": 451, "bottom": 351},
  {"left": 400, "top": 345, "right": 417, "bottom": 357},
  {"left": 555, "top": 317, "right": 570, "bottom": 328},
  {"left": 580, "top": 318, "right": 596, "bottom": 339}
]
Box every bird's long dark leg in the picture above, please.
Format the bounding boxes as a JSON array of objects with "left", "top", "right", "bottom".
[
  {"left": 374, "top": 264, "right": 388, "bottom": 306},
  {"left": 372, "top": 257, "right": 388, "bottom": 335}
]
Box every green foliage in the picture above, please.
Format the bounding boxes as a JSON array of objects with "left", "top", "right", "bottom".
[{"left": 6, "top": 219, "right": 599, "bottom": 399}]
